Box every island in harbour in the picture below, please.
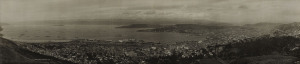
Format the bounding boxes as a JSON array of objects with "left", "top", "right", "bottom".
[{"left": 116, "top": 24, "right": 166, "bottom": 28}]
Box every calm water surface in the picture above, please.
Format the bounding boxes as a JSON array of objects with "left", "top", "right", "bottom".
[{"left": 2, "top": 25, "right": 204, "bottom": 42}]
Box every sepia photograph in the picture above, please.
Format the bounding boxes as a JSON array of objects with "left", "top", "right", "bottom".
[{"left": 0, "top": 0, "right": 300, "bottom": 64}]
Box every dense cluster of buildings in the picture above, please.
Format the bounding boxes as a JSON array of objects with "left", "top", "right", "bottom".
[
  {"left": 20, "top": 39, "right": 215, "bottom": 64},
  {"left": 18, "top": 31, "right": 300, "bottom": 64}
]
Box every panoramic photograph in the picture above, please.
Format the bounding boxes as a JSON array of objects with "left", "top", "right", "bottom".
[{"left": 0, "top": 0, "right": 300, "bottom": 64}]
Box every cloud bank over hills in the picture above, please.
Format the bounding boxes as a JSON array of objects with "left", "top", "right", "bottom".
[{"left": 1, "top": 0, "right": 300, "bottom": 24}]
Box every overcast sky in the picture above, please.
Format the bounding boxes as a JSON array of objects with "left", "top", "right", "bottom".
[{"left": 1, "top": 0, "right": 300, "bottom": 24}]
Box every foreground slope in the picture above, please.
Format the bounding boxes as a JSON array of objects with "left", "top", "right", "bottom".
[
  {"left": 0, "top": 38, "right": 75, "bottom": 64},
  {"left": 0, "top": 38, "right": 42, "bottom": 64}
]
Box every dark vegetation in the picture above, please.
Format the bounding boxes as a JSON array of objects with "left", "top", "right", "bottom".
[
  {"left": 0, "top": 38, "right": 40, "bottom": 64},
  {"left": 0, "top": 26, "right": 2, "bottom": 37},
  {"left": 219, "top": 36, "right": 300, "bottom": 61}
]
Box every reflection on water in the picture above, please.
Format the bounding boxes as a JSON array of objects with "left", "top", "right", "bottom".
[{"left": 2, "top": 25, "right": 204, "bottom": 42}]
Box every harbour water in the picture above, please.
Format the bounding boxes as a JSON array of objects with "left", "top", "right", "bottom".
[{"left": 2, "top": 25, "right": 204, "bottom": 43}]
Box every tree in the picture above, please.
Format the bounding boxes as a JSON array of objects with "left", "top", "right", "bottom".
[{"left": 0, "top": 26, "right": 2, "bottom": 37}]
